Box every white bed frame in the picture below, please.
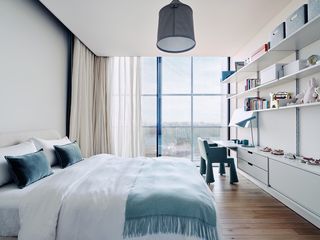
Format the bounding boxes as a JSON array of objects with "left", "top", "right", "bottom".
[{"left": 0, "top": 129, "right": 61, "bottom": 147}]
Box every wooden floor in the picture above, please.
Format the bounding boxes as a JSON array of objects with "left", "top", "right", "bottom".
[{"left": 210, "top": 167, "right": 320, "bottom": 240}]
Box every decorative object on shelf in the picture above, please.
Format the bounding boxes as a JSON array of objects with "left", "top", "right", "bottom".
[
  {"left": 250, "top": 43, "right": 269, "bottom": 62},
  {"left": 283, "top": 59, "right": 308, "bottom": 76},
  {"left": 244, "top": 58, "right": 251, "bottom": 66},
  {"left": 221, "top": 71, "right": 235, "bottom": 81},
  {"left": 284, "top": 153, "right": 296, "bottom": 159},
  {"left": 271, "top": 149, "right": 284, "bottom": 155},
  {"left": 286, "top": 4, "right": 308, "bottom": 37},
  {"left": 235, "top": 61, "right": 245, "bottom": 71},
  {"left": 308, "top": 0, "right": 320, "bottom": 21},
  {"left": 314, "top": 86, "right": 320, "bottom": 101},
  {"left": 260, "top": 147, "right": 272, "bottom": 152},
  {"left": 307, "top": 54, "right": 319, "bottom": 66},
  {"left": 241, "top": 139, "right": 249, "bottom": 146},
  {"left": 157, "top": 0, "right": 195, "bottom": 53},
  {"left": 270, "top": 22, "right": 286, "bottom": 48},
  {"left": 300, "top": 156, "right": 320, "bottom": 165},
  {"left": 303, "top": 78, "right": 318, "bottom": 103},
  {"left": 260, "top": 63, "right": 285, "bottom": 85},
  {"left": 294, "top": 92, "right": 305, "bottom": 104},
  {"left": 270, "top": 92, "right": 292, "bottom": 108}
]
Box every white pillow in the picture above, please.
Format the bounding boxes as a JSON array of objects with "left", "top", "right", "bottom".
[
  {"left": 0, "top": 141, "right": 37, "bottom": 186},
  {"left": 31, "top": 137, "right": 71, "bottom": 166}
]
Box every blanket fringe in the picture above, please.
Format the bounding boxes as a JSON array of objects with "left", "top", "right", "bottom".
[{"left": 123, "top": 216, "right": 217, "bottom": 240}]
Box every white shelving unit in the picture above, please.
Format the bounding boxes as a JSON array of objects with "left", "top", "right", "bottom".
[
  {"left": 227, "top": 64, "right": 320, "bottom": 100},
  {"left": 250, "top": 101, "right": 320, "bottom": 113},
  {"left": 223, "top": 11, "right": 320, "bottom": 230},
  {"left": 223, "top": 14, "right": 320, "bottom": 84}
]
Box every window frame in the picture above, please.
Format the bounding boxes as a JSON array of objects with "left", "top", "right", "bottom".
[{"left": 141, "top": 56, "right": 229, "bottom": 161}]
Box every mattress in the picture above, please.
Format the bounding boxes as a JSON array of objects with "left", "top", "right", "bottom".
[{"left": 0, "top": 167, "right": 63, "bottom": 237}]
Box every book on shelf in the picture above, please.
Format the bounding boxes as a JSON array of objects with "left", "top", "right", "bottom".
[
  {"left": 245, "top": 78, "right": 260, "bottom": 91},
  {"left": 244, "top": 97, "right": 270, "bottom": 111}
]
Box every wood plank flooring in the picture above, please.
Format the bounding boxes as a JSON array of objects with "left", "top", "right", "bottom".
[{"left": 210, "top": 167, "right": 320, "bottom": 240}]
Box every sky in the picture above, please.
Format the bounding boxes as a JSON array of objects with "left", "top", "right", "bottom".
[{"left": 141, "top": 57, "right": 228, "bottom": 126}]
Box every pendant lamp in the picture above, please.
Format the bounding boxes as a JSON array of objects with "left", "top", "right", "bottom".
[{"left": 157, "top": 0, "right": 196, "bottom": 53}]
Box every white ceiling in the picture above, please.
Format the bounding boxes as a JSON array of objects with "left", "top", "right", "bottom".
[{"left": 39, "top": 0, "right": 292, "bottom": 56}]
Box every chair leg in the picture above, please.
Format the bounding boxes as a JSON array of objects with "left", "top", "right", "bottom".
[
  {"left": 219, "top": 163, "right": 226, "bottom": 175},
  {"left": 200, "top": 157, "right": 206, "bottom": 175},
  {"left": 206, "top": 162, "right": 215, "bottom": 184},
  {"left": 229, "top": 160, "right": 239, "bottom": 184}
]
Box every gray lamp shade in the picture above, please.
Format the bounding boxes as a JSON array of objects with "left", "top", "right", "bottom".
[{"left": 157, "top": 0, "right": 196, "bottom": 53}]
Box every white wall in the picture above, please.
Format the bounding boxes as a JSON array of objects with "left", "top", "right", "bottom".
[
  {"left": 231, "top": 0, "right": 320, "bottom": 158},
  {"left": 0, "top": 0, "right": 69, "bottom": 136}
]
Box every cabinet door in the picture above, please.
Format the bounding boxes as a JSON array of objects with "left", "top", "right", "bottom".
[
  {"left": 269, "top": 159, "right": 320, "bottom": 217},
  {"left": 238, "top": 158, "right": 268, "bottom": 185}
]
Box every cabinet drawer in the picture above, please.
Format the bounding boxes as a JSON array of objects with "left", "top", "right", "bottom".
[
  {"left": 269, "top": 159, "right": 320, "bottom": 217},
  {"left": 238, "top": 149, "right": 268, "bottom": 171},
  {"left": 238, "top": 158, "right": 268, "bottom": 185}
]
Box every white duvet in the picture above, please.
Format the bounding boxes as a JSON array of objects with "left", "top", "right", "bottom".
[{"left": 19, "top": 154, "right": 215, "bottom": 240}]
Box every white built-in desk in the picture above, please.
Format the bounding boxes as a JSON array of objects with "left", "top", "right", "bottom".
[{"left": 213, "top": 140, "right": 320, "bottom": 228}]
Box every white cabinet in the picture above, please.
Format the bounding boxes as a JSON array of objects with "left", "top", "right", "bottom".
[
  {"left": 269, "top": 158, "right": 320, "bottom": 217},
  {"left": 238, "top": 158, "right": 268, "bottom": 185},
  {"left": 238, "top": 149, "right": 268, "bottom": 171}
]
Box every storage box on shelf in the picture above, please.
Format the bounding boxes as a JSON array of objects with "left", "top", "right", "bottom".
[
  {"left": 283, "top": 59, "right": 308, "bottom": 76},
  {"left": 260, "top": 63, "right": 285, "bottom": 85},
  {"left": 308, "top": 0, "right": 320, "bottom": 21},
  {"left": 286, "top": 4, "right": 308, "bottom": 37},
  {"left": 270, "top": 22, "right": 286, "bottom": 48}
]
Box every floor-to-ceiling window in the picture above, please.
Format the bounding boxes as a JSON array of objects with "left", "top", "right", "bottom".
[{"left": 141, "top": 57, "right": 228, "bottom": 161}]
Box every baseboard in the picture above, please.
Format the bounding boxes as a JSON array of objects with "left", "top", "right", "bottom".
[{"left": 238, "top": 169, "right": 320, "bottom": 229}]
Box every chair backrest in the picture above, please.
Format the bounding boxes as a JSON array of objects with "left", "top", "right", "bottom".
[
  {"left": 197, "top": 137, "right": 209, "bottom": 161},
  {"left": 198, "top": 137, "right": 228, "bottom": 163},
  {"left": 209, "top": 147, "right": 227, "bottom": 163}
]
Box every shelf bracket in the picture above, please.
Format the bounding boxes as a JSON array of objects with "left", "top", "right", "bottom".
[{"left": 295, "top": 50, "right": 301, "bottom": 156}]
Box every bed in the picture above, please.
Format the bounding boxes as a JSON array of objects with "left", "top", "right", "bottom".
[{"left": 0, "top": 130, "right": 219, "bottom": 240}]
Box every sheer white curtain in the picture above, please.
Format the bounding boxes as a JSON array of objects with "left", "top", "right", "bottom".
[
  {"left": 106, "top": 57, "right": 143, "bottom": 157},
  {"left": 70, "top": 38, "right": 143, "bottom": 157}
]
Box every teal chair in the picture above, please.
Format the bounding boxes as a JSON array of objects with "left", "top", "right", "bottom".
[{"left": 198, "top": 138, "right": 238, "bottom": 184}]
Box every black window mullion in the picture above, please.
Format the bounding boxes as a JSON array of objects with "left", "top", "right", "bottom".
[
  {"left": 156, "top": 57, "right": 162, "bottom": 157},
  {"left": 191, "top": 57, "right": 194, "bottom": 161}
]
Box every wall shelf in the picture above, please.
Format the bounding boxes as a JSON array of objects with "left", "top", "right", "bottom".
[
  {"left": 249, "top": 101, "right": 320, "bottom": 113},
  {"left": 222, "top": 51, "right": 293, "bottom": 84},
  {"left": 227, "top": 64, "right": 320, "bottom": 99},
  {"left": 222, "top": 14, "right": 320, "bottom": 84},
  {"left": 271, "top": 14, "right": 320, "bottom": 52}
]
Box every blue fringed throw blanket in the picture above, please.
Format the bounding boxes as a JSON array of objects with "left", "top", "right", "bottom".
[{"left": 123, "top": 158, "right": 217, "bottom": 240}]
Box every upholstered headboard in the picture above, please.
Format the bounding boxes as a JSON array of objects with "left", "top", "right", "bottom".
[{"left": 0, "top": 130, "right": 61, "bottom": 147}]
